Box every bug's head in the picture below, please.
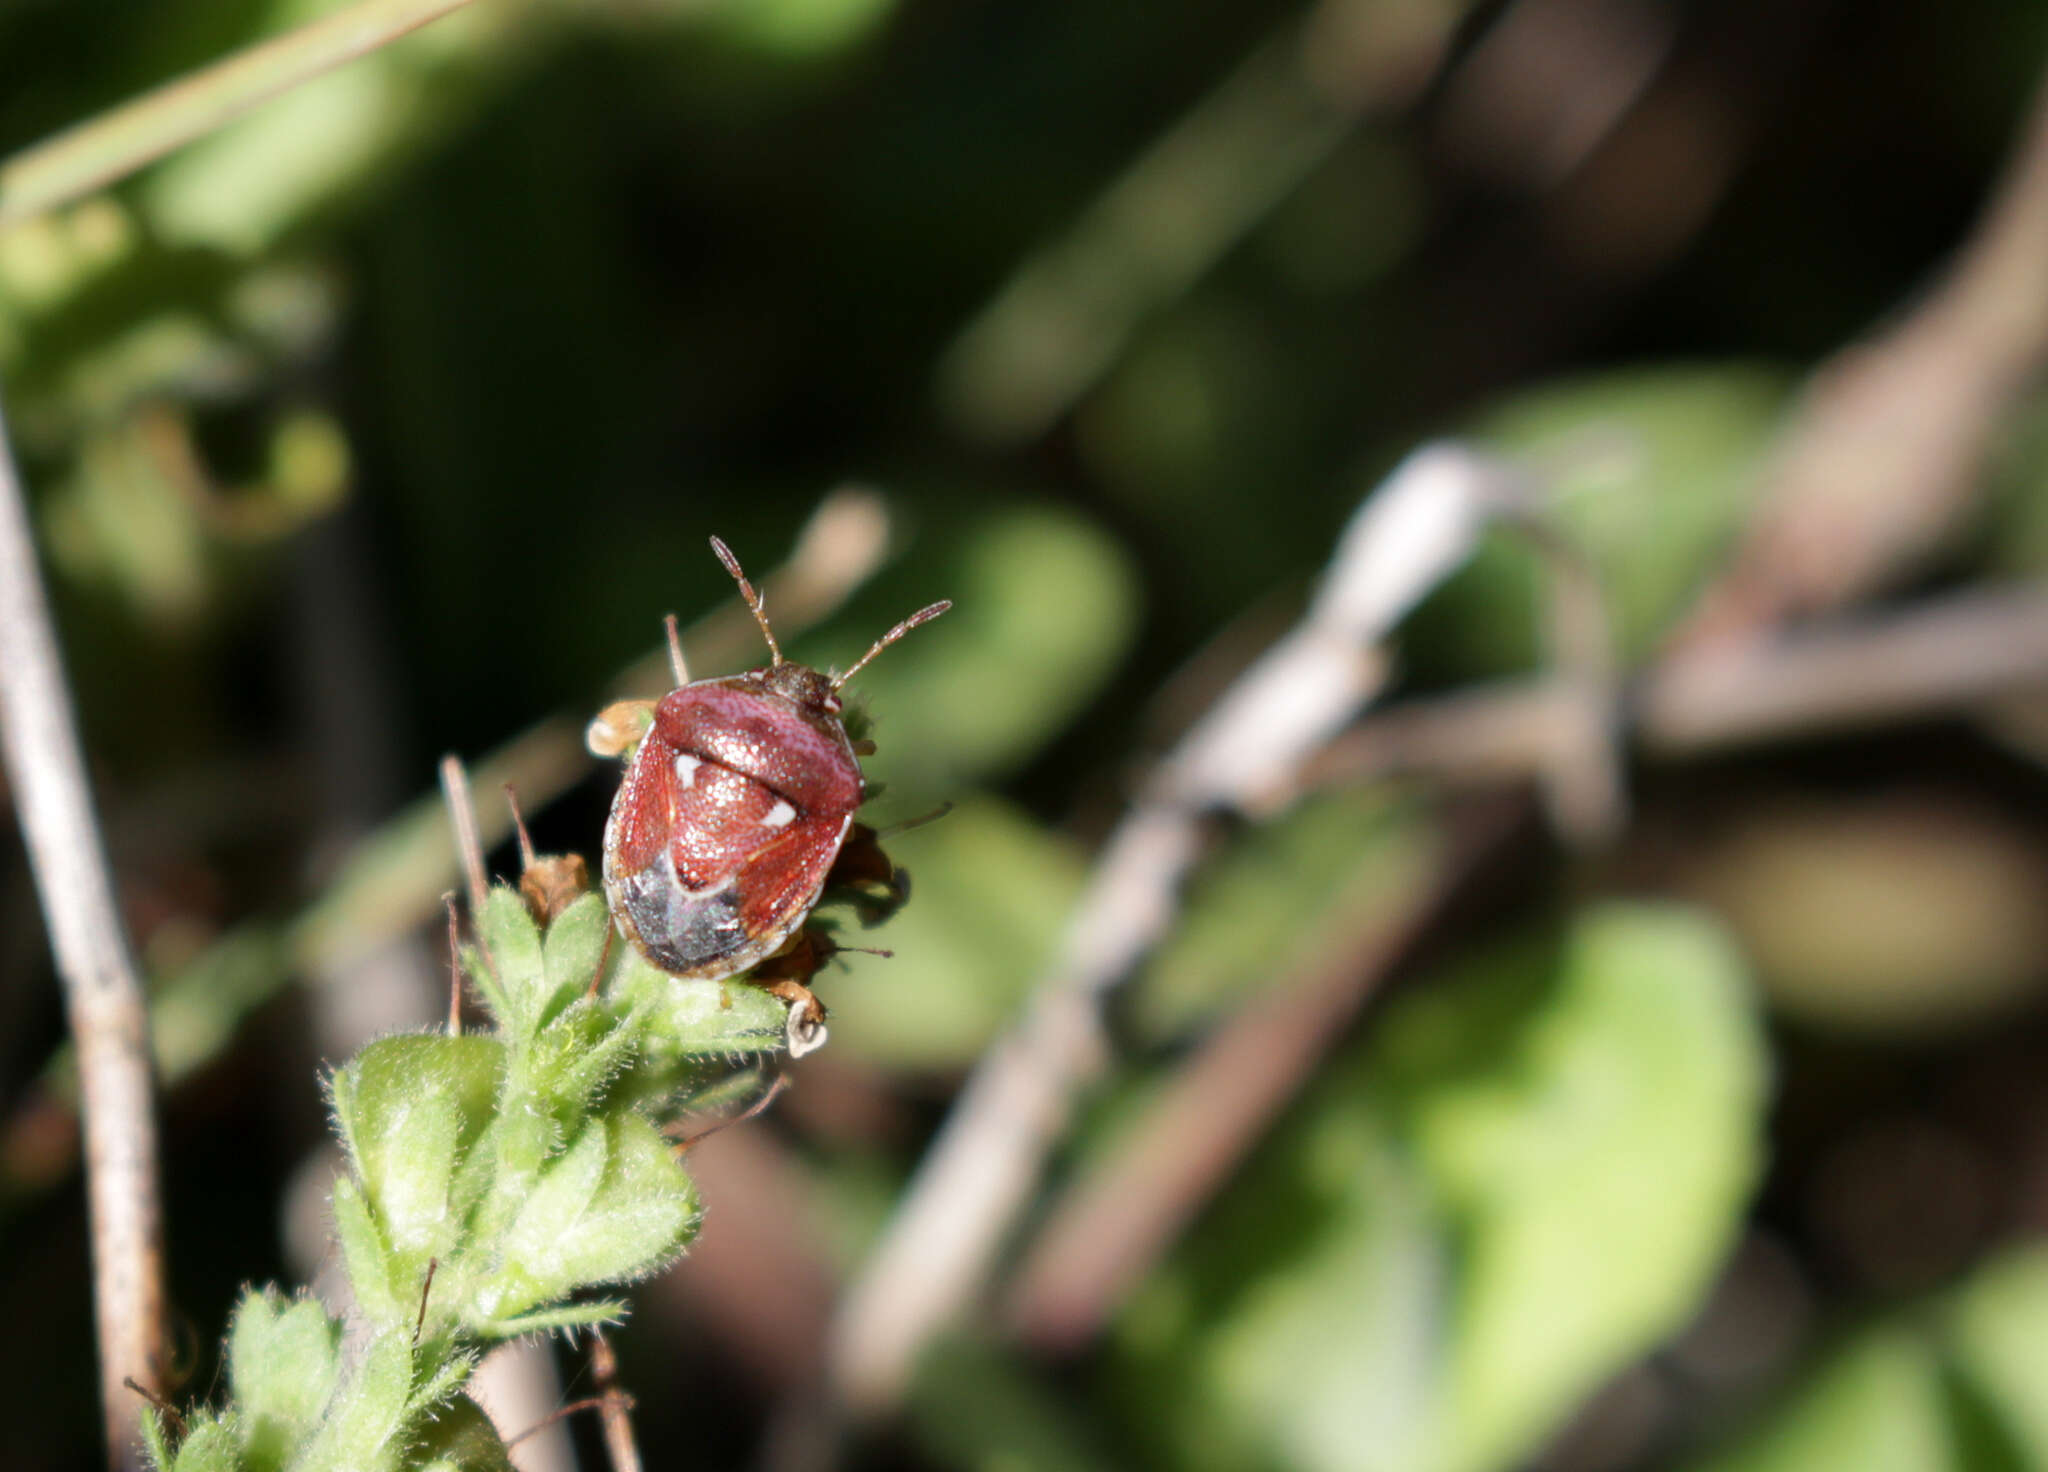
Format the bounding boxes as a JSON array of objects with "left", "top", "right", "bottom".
[{"left": 758, "top": 660, "right": 839, "bottom": 714}]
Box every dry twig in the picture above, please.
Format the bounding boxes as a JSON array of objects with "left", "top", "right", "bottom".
[
  {"left": 0, "top": 393, "right": 164, "bottom": 1465},
  {"left": 439, "top": 755, "right": 491, "bottom": 914},
  {"left": 589, "top": 1330, "right": 644, "bottom": 1472},
  {"left": 1677, "top": 63, "right": 2048, "bottom": 645},
  {"left": 823, "top": 445, "right": 1520, "bottom": 1417},
  {"left": 1306, "top": 583, "right": 2048, "bottom": 792}
]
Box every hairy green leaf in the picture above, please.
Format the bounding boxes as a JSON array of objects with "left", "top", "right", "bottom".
[{"left": 539, "top": 893, "right": 611, "bottom": 1027}]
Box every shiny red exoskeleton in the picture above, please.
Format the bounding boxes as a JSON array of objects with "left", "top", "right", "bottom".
[{"left": 593, "top": 537, "right": 947, "bottom": 1053}]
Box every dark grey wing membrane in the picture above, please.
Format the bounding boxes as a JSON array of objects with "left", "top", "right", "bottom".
[{"left": 615, "top": 847, "right": 751, "bottom": 975}]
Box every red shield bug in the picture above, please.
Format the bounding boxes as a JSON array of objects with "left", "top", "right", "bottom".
[{"left": 590, "top": 537, "right": 949, "bottom": 1055}]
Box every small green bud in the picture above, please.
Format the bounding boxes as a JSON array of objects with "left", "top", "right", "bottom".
[{"left": 227, "top": 1288, "right": 342, "bottom": 1469}]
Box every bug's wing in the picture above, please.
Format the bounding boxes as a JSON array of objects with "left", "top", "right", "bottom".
[
  {"left": 729, "top": 813, "right": 852, "bottom": 938},
  {"left": 608, "top": 739, "right": 679, "bottom": 879}
]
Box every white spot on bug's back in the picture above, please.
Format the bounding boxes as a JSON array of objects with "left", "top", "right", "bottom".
[
  {"left": 674, "top": 753, "right": 701, "bottom": 788},
  {"left": 763, "top": 799, "right": 797, "bottom": 828}
]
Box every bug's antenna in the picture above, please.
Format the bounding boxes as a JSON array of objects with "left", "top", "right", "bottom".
[
  {"left": 710, "top": 536, "right": 782, "bottom": 666},
  {"left": 833, "top": 600, "right": 952, "bottom": 690}
]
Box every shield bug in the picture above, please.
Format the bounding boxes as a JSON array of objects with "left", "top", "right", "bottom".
[{"left": 590, "top": 537, "right": 948, "bottom": 1055}]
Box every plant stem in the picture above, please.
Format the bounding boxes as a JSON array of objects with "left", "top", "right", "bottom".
[
  {"left": 0, "top": 0, "right": 479, "bottom": 230},
  {"left": 0, "top": 389, "right": 164, "bottom": 1468}
]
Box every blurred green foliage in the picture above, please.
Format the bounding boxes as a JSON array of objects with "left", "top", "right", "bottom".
[
  {"left": 1113, "top": 904, "right": 1765, "bottom": 1472},
  {"left": 1695, "top": 1249, "right": 2048, "bottom": 1472},
  {"left": 1133, "top": 789, "right": 1440, "bottom": 1042},
  {"left": 1410, "top": 364, "right": 1790, "bottom": 678}
]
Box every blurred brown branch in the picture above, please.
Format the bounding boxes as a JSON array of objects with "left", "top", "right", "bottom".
[
  {"left": 821, "top": 445, "right": 1521, "bottom": 1423},
  {"left": 1678, "top": 62, "right": 2048, "bottom": 645},
  {"left": 0, "top": 390, "right": 163, "bottom": 1468}
]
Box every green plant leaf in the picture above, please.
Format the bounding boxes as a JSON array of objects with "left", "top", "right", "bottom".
[
  {"left": 1696, "top": 1244, "right": 2048, "bottom": 1472},
  {"left": 1379, "top": 903, "right": 1767, "bottom": 1472},
  {"left": 539, "top": 893, "right": 611, "bottom": 1027},
  {"left": 166, "top": 1411, "right": 243, "bottom": 1472},
  {"left": 482, "top": 1298, "right": 628, "bottom": 1339},
  {"left": 330, "top": 1173, "right": 404, "bottom": 1327},
  {"left": 227, "top": 1287, "right": 341, "bottom": 1471},
  {"left": 610, "top": 950, "right": 790, "bottom": 1069},
  {"left": 1944, "top": 1246, "right": 2048, "bottom": 1465},
  {"left": 521, "top": 996, "right": 640, "bottom": 1123},
  {"left": 1115, "top": 1105, "right": 1446, "bottom": 1472}
]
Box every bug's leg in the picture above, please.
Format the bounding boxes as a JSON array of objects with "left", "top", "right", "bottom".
[
  {"left": 586, "top": 699, "right": 658, "bottom": 760},
  {"left": 751, "top": 930, "right": 832, "bottom": 1057},
  {"left": 826, "top": 824, "right": 911, "bottom": 927}
]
